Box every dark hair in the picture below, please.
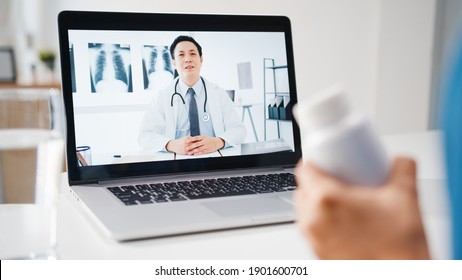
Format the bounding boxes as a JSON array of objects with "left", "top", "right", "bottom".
[{"left": 169, "top": 35, "right": 202, "bottom": 59}]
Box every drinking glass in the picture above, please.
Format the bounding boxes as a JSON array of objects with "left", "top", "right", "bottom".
[{"left": 0, "top": 88, "right": 64, "bottom": 259}]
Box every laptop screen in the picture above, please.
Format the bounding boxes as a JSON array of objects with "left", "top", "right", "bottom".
[{"left": 58, "top": 11, "right": 301, "bottom": 184}]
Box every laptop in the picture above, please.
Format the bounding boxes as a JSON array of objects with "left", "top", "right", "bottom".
[{"left": 57, "top": 11, "right": 301, "bottom": 241}]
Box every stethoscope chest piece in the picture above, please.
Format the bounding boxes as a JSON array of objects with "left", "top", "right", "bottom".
[{"left": 202, "top": 112, "right": 210, "bottom": 122}]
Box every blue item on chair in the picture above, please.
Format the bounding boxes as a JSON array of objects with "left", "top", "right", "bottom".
[{"left": 443, "top": 33, "right": 462, "bottom": 260}]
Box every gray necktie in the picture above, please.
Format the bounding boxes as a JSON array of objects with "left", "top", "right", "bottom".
[{"left": 187, "top": 88, "right": 200, "bottom": 136}]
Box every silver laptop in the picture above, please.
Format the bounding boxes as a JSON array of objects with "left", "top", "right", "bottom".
[{"left": 58, "top": 11, "right": 302, "bottom": 241}]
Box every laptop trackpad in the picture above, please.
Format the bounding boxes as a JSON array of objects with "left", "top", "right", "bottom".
[{"left": 201, "top": 197, "right": 293, "bottom": 217}]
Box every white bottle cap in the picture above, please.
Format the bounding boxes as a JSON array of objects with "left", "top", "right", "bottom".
[{"left": 295, "top": 85, "right": 350, "bottom": 132}]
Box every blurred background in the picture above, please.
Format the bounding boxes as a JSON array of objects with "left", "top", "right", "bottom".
[{"left": 1, "top": 0, "right": 461, "bottom": 135}]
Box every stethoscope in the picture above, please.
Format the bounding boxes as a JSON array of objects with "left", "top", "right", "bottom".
[{"left": 170, "top": 77, "right": 210, "bottom": 122}]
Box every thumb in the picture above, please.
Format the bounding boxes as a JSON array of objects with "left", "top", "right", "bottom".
[
  {"left": 295, "top": 160, "right": 346, "bottom": 189},
  {"left": 295, "top": 160, "right": 329, "bottom": 183},
  {"left": 387, "top": 157, "right": 417, "bottom": 190}
]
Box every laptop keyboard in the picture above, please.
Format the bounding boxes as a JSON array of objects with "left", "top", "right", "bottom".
[{"left": 107, "top": 173, "right": 296, "bottom": 206}]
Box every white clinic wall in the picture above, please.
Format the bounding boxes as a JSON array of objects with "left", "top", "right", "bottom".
[
  {"left": 35, "top": 0, "right": 438, "bottom": 136},
  {"left": 0, "top": 1, "right": 12, "bottom": 45},
  {"left": 375, "top": 0, "right": 437, "bottom": 134}
]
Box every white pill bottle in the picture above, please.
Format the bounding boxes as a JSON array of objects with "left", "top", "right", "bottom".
[{"left": 294, "top": 85, "right": 390, "bottom": 186}]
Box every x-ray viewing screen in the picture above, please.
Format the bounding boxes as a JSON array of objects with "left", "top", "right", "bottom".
[{"left": 68, "top": 29, "right": 296, "bottom": 166}]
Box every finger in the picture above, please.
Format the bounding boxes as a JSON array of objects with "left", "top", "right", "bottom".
[
  {"left": 185, "top": 143, "right": 195, "bottom": 152},
  {"left": 185, "top": 138, "right": 204, "bottom": 150},
  {"left": 294, "top": 163, "right": 313, "bottom": 207},
  {"left": 186, "top": 139, "right": 199, "bottom": 147},
  {"left": 295, "top": 162, "right": 334, "bottom": 194},
  {"left": 192, "top": 146, "right": 207, "bottom": 155},
  {"left": 387, "top": 157, "right": 417, "bottom": 190},
  {"left": 295, "top": 163, "right": 342, "bottom": 215},
  {"left": 294, "top": 161, "right": 315, "bottom": 185},
  {"left": 300, "top": 161, "right": 345, "bottom": 188},
  {"left": 294, "top": 185, "right": 307, "bottom": 211},
  {"left": 187, "top": 143, "right": 205, "bottom": 155},
  {"left": 185, "top": 137, "right": 196, "bottom": 144},
  {"left": 306, "top": 162, "right": 332, "bottom": 179},
  {"left": 189, "top": 136, "right": 203, "bottom": 142}
]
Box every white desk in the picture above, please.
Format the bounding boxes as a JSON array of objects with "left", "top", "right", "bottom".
[
  {"left": 95, "top": 139, "right": 293, "bottom": 165},
  {"left": 55, "top": 130, "right": 450, "bottom": 259}
]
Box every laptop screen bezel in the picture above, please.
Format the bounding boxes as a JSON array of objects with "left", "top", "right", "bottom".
[{"left": 58, "top": 11, "right": 301, "bottom": 185}]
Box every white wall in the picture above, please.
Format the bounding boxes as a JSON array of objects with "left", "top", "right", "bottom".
[
  {"left": 20, "top": 0, "right": 440, "bottom": 135},
  {"left": 0, "top": 1, "right": 12, "bottom": 45},
  {"left": 375, "top": 0, "right": 437, "bottom": 134}
]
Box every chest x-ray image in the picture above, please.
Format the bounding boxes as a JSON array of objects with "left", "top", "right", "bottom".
[
  {"left": 88, "top": 43, "right": 133, "bottom": 93},
  {"left": 142, "top": 45, "right": 174, "bottom": 93}
]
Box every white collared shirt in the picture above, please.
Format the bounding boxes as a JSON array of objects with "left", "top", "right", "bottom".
[{"left": 176, "top": 78, "right": 215, "bottom": 138}]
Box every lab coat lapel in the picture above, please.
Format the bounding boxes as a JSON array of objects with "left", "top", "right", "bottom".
[
  {"left": 165, "top": 83, "right": 181, "bottom": 140},
  {"left": 206, "top": 80, "right": 225, "bottom": 136},
  {"left": 168, "top": 100, "right": 180, "bottom": 139}
]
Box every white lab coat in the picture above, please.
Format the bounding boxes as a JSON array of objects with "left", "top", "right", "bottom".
[{"left": 138, "top": 77, "right": 247, "bottom": 151}]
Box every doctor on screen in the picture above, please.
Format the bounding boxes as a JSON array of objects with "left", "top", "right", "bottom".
[{"left": 139, "top": 35, "right": 247, "bottom": 155}]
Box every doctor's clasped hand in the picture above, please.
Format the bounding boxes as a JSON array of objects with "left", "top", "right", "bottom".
[
  {"left": 139, "top": 35, "right": 246, "bottom": 155},
  {"left": 166, "top": 135, "right": 225, "bottom": 156}
]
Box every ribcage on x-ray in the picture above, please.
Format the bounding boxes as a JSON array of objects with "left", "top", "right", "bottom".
[
  {"left": 112, "top": 50, "right": 128, "bottom": 85},
  {"left": 94, "top": 49, "right": 106, "bottom": 85},
  {"left": 148, "top": 47, "right": 158, "bottom": 75},
  {"left": 161, "top": 46, "right": 174, "bottom": 75},
  {"left": 143, "top": 45, "right": 174, "bottom": 91},
  {"left": 89, "top": 43, "right": 133, "bottom": 93}
]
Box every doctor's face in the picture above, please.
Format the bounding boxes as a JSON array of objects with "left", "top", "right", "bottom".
[{"left": 172, "top": 41, "right": 203, "bottom": 85}]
